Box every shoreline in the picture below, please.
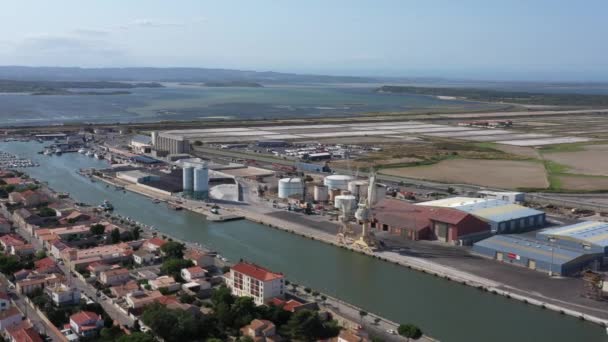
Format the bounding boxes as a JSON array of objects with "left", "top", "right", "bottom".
[{"left": 90, "top": 172, "right": 608, "bottom": 329}]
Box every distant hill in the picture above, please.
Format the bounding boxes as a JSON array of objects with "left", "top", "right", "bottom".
[
  {"left": 0, "top": 79, "right": 162, "bottom": 95},
  {"left": 0, "top": 66, "right": 375, "bottom": 84}
]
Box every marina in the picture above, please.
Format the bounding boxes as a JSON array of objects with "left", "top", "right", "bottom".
[{"left": 1, "top": 140, "right": 606, "bottom": 342}]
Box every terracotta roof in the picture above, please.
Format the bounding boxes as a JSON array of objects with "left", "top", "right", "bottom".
[
  {"left": 185, "top": 266, "right": 205, "bottom": 274},
  {"left": 102, "top": 268, "right": 129, "bottom": 276},
  {"left": 70, "top": 311, "right": 100, "bottom": 326},
  {"left": 232, "top": 262, "right": 284, "bottom": 281},
  {"left": 270, "top": 298, "right": 303, "bottom": 312},
  {"left": 3, "top": 178, "right": 23, "bottom": 185},
  {"left": 34, "top": 257, "right": 56, "bottom": 271},
  {"left": 7, "top": 326, "right": 43, "bottom": 342},
  {"left": 0, "top": 235, "right": 25, "bottom": 247},
  {"left": 146, "top": 237, "right": 167, "bottom": 247}
]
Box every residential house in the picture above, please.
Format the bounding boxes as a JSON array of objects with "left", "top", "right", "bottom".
[
  {"left": 86, "top": 262, "right": 112, "bottom": 277},
  {"left": 58, "top": 211, "right": 91, "bottom": 226},
  {"left": 226, "top": 262, "right": 285, "bottom": 305},
  {"left": 180, "top": 266, "right": 207, "bottom": 282},
  {"left": 11, "top": 209, "right": 44, "bottom": 234},
  {"left": 9, "top": 190, "right": 45, "bottom": 208},
  {"left": 69, "top": 311, "right": 103, "bottom": 338},
  {"left": 240, "top": 319, "right": 279, "bottom": 342},
  {"left": 6, "top": 325, "right": 43, "bottom": 342},
  {"left": 184, "top": 249, "right": 215, "bottom": 267},
  {"left": 16, "top": 274, "right": 63, "bottom": 295},
  {"left": 0, "top": 292, "right": 10, "bottom": 311},
  {"left": 269, "top": 298, "right": 306, "bottom": 313},
  {"left": 0, "top": 217, "right": 11, "bottom": 234},
  {"left": 149, "top": 276, "right": 180, "bottom": 292},
  {"left": 10, "top": 244, "right": 35, "bottom": 257},
  {"left": 142, "top": 238, "right": 166, "bottom": 253},
  {"left": 110, "top": 281, "right": 139, "bottom": 298},
  {"left": 45, "top": 283, "right": 81, "bottom": 306},
  {"left": 125, "top": 290, "right": 164, "bottom": 309},
  {"left": 61, "top": 243, "right": 133, "bottom": 270},
  {"left": 0, "top": 234, "right": 24, "bottom": 250},
  {"left": 13, "top": 270, "right": 31, "bottom": 282},
  {"left": 99, "top": 268, "right": 130, "bottom": 286},
  {"left": 337, "top": 329, "right": 371, "bottom": 342},
  {"left": 132, "top": 249, "right": 154, "bottom": 266},
  {"left": 0, "top": 307, "right": 23, "bottom": 330},
  {"left": 49, "top": 240, "right": 69, "bottom": 259},
  {"left": 34, "top": 257, "right": 59, "bottom": 274},
  {"left": 136, "top": 270, "right": 158, "bottom": 281}
]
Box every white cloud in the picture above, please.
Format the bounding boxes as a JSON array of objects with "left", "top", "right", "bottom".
[{"left": 132, "top": 19, "right": 183, "bottom": 28}]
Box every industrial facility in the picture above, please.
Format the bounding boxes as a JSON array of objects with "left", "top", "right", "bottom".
[
  {"left": 536, "top": 221, "right": 608, "bottom": 254},
  {"left": 373, "top": 199, "right": 491, "bottom": 244},
  {"left": 417, "top": 197, "right": 545, "bottom": 233},
  {"left": 181, "top": 161, "right": 209, "bottom": 200},
  {"left": 473, "top": 235, "right": 603, "bottom": 276}
]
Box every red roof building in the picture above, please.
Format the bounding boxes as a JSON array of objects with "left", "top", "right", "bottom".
[
  {"left": 373, "top": 199, "right": 490, "bottom": 243},
  {"left": 231, "top": 262, "right": 284, "bottom": 282},
  {"left": 34, "top": 257, "right": 58, "bottom": 274},
  {"left": 228, "top": 262, "right": 285, "bottom": 305},
  {"left": 6, "top": 325, "right": 43, "bottom": 342},
  {"left": 143, "top": 238, "right": 167, "bottom": 252},
  {"left": 69, "top": 311, "right": 103, "bottom": 337}
]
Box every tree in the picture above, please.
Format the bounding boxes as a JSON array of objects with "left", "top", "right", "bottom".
[
  {"left": 90, "top": 223, "right": 106, "bottom": 236},
  {"left": 110, "top": 228, "right": 121, "bottom": 243},
  {"left": 180, "top": 293, "right": 195, "bottom": 304},
  {"left": 283, "top": 309, "right": 338, "bottom": 341},
  {"left": 211, "top": 285, "right": 235, "bottom": 308},
  {"left": 374, "top": 318, "right": 381, "bottom": 325},
  {"left": 133, "top": 227, "right": 141, "bottom": 240},
  {"left": 34, "top": 250, "right": 47, "bottom": 260},
  {"left": 0, "top": 254, "right": 23, "bottom": 274},
  {"left": 160, "top": 258, "right": 193, "bottom": 279},
  {"left": 160, "top": 241, "right": 185, "bottom": 259},
  {"left": 117, "top": 332, "right": 155, "bottom": 342},
  {"left": 447, "top": 187, "right": 456, "bottom": 194},
  {"left": 193, "top": 140, "right": 203, "bottom": 146},
  {"left": 38, "top": 207, "right": 56, "bottom": 217},
  {"left": 398, "top": 324, "right": 422, "bottom": 340}
]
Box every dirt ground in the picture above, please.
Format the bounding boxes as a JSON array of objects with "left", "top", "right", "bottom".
[
  {"left": 557, "top": 175, "right": 608, "bottom": 191},
  {"left": 330, "top": 156, "right": 421, "bottom": 169},
  {"left": 492, "top": 144, "right": 541, "bottom": 158},
  {"left": 380, "top": 158, "right": 549, "bottom": 189},
  {"left": 543, "top": 144, "right": 608, "bottom": 176}
]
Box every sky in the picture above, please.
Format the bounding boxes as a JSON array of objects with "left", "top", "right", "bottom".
[{"left": 0, "top": 0, "right": 607, "bottom": 81}]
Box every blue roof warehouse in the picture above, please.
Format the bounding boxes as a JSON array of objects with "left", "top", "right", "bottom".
[
  {"left": 473, "top": 235, "right": 603, "bottom": 276},
  {"left": 536, "top": 221, "right": 608, "bottom": 254}
]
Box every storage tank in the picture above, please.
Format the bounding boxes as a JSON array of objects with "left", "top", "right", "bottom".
[
  {"left": 329, "top": 188, "right": 342, "bottom": 201},
  {"left": 313, "top": 185, "right": 329, "bottom": 202},
  {"left": 324, "top": 175, "right": 354, "bottom": 191},
  {"left": 151, "top": 131, "right": 158, "bottom": 146},
  {"left": 193, "top": 165, "right": 209, "bottom": 193},
  {"left": 334, "top": 194, "right": 357, "bottom": 211},
  {"left": 348, "top": 180, "right": 369, "bottom": 199},
  {"left": 278, "top": 178, "right": 303, "bottom": 199},
  {"left": 182, "top": 166, "right": 194, "bottom": 191}
]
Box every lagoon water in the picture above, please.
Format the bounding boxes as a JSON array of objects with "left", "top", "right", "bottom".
[{"left": 0, "top": 84, "right": 501, "bottom": 126}]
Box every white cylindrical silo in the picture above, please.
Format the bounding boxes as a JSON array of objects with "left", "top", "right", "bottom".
[
  {"left": 278, "top": 178, "right": 303, "bottom": 199},
  {"left": 151, "top": 131, "right": 158, "bottom": 147},
  {"left": 183, "top": 166, "right": 194, "bottom": 191},
  {"left": 313, "top": 185, "right": 329, "bottom": 202},
  {"left": 348, "top": 180, "right": 369, "bottom": 199},
  {"left": 193, "top": 165, "right": 209, "bottom": 193},
  {"left": 334, "top": 194, "right": 357, "bottom": 211},
  {"left": 324, "top": 175, "right": 354, "bottom": 191}
]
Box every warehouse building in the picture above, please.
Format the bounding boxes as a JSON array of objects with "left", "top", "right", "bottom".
[
  {"left": 473, "top": 235, "right": 603, "bottom": 276},
  {"left": 130, "top": 135, "right": 153, "bottom": 154},
  {"left": 417, "top": 197, "right": 545, "bottom": 234},
  {"left": 373, "top": 199, "right": 491, "bottom": 244},
  {"left": 536, "top": 221, "right": 608, "bottom": 254},
  {"left": 116, "top": 170, "right": 160, "bottom": 184},
  {"left": 152, "top": 131, "right": 191, "bottom": 154}
]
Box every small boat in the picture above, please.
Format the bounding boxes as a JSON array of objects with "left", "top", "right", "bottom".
[
  {"left": 78, "top": 148, "right": 86, "bottom": 154},
  {"left": 43, "top": 149, "right": 52, "bottom": 156},
  {"left": 153, "top": 199, "right": 161, "bottom": 204},
  {"left": 86, "top": 151, "right": 94, "bottom": 157},
  {"left": 98, "top": 200, "right": 114, "bottom": 211},
  {"left": 55, "top": 148, "right": 62, "bottom": 155}
]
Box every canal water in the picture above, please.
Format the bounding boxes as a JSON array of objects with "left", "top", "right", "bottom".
[{"left": 2, "top": 141, "right": 606, "bottom": 342}]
